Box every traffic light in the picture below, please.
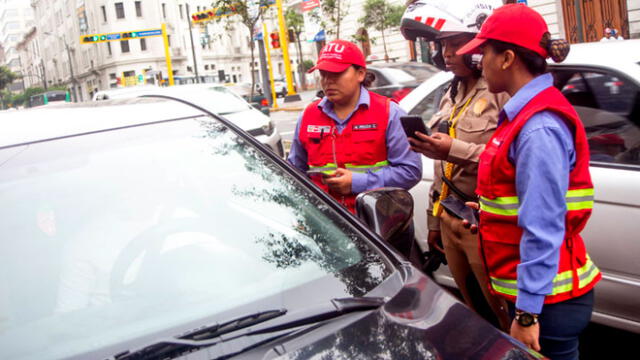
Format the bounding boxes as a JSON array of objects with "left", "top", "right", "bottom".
[
  {"left": 192, "top": 10, "right": 215, "bottom": 23},
  {"left": 270, "top": 32, "right": 280, "bottom": 49}
]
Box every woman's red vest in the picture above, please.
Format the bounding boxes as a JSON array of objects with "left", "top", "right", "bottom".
[
  {"left": 476, "top": 86, "right": 601, "bottom": 304},
  {"left": 298, "top": 91, "right": 390, "bottom": 213}
]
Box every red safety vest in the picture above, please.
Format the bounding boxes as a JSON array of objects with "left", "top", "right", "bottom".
[
  {"left": 476, "top": 86, "right": 601, "bottom": 304},
  {"left": 299, "top": 91, "right": 390, "bottom": 213}
]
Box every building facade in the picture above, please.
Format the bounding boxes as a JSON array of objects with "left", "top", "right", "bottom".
[{"left": 0, "top": 0, "right": 34, "bottom": 92}]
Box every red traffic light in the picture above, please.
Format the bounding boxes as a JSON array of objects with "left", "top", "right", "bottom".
[{"left": 270, "top": 32, "right": 280, "bottom": 49}]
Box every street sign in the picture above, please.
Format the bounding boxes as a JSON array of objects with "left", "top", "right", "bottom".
[{"left": 80, "top": 28, "right": 162, "bottom": 44}]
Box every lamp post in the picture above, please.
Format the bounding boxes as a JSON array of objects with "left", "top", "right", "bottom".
[{"left": 44, "top": 32, "right": 77, "bottom": 102}]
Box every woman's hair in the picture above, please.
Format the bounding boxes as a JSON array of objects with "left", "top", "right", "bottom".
[
  {"left": 485, "top": 32, "right": 570, "bottom": 76},
  {"left": 354, "top": 65, "right": 376, "bottom": 88}
]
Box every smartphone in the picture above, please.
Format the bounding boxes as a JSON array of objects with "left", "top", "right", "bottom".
[
  {"left": 400, "top": 115, "right": 431, "bottom": 140},
  {"left": 440, "top": 196, "right": 479, "bottom": 225}
]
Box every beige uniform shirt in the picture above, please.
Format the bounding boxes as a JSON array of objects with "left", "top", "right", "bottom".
[{"left": 427, "top": 77, "right": 510, "bottom": 231}]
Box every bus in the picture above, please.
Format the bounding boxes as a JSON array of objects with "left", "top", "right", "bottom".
[{"left": 29, "top": 90, "right": 71, "bottom": 107}]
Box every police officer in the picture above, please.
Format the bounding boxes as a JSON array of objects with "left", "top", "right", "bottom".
[
  {"left": 288, "top": 39, "right": 422, "bottom": 214},
  {"left": 458, "top": 4, "right": 601, "bottom": 358},
  {"left": 400, "top": 0, "right": 511, "bottom": 331}
]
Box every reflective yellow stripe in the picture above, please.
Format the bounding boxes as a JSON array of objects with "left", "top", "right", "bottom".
[
  {"left": 308, "top": 163, "right": 338, "bottom": 175},
  {"left": 345, "top": 160, "right": 390, "bottom": 173},
  {"left": 480, "top": 188, "right": 594, "bottom": 216},
  {"left": 490, "top": 256, "right": 600, "bottom": 297},
  {"left": 479, "top": 196, "right": 519, "bottom": 216}
]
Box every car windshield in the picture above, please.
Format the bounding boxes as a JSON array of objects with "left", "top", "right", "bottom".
[
  {"left": 181, "top": 86, "right": 252, "bottom": 114},
  {"left": 0, "top": 110, "right": 392, "bottom": 359}
]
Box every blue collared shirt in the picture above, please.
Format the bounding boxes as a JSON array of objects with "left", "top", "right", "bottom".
[
  {"left": 500, "top": 73, "right": 577, "bottom": 314},
  {"left": 288, "top": 87, "right": 422, "bottom": 193}
]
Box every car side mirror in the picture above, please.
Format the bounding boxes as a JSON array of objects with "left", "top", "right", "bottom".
[{"left": 356, "top": 188, "right": 421, "bottom": 266}]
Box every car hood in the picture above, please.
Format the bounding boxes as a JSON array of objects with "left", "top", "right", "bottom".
[{"left": 238, "top": 267, "right": 541, "bottom": 360}]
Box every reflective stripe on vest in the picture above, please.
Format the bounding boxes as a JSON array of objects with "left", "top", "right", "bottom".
[
  {"left": 308, "top": 163, "right": 338, "bottom": 175},
  {"left": 345, "top": 160, "right": 390, "bottom": 173},
  {"left": 490, "top": 256, "right": 600, "bottom": 297},
  {"left": 479, "top": 188, "right": 595, "bottom": 216},
  {"left": 308, "top": 160, "right": 390, "bottom": 175}
]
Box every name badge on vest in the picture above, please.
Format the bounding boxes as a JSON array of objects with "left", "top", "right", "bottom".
[
  {"left": 353, "top": 124, "right": 377, "bottom": 131},
  {"left": 307, "top": 125, "right": 332, "bottom": 134}
]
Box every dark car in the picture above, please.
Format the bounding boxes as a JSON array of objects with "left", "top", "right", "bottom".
[
  {"left": 0, "top": 96, "right": 540, "bottom": 360},
  {"left": 367, "top": 62, "right": 439, "bottom": 101}
]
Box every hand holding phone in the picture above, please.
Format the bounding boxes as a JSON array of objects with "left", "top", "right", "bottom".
[{"left": 400, "top": 115, "right": 431, "bottom": 141}]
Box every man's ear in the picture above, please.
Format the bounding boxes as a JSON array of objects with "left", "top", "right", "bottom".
[{"left": 502, "top": 49, "right": 516, "bottom": 70}]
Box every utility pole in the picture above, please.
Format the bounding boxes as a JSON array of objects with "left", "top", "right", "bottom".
[
  {"left": 41, "top": 58, "right": 47, "bottom": 90},
  {"left": 63, "top": 36, "right": 78, "bottom": 102},
  {"left": 186, "top": 3, "right": 200, "bottom": 83},
  {"left": 257, "top": 33, "right": 272, "bottom": 106}
]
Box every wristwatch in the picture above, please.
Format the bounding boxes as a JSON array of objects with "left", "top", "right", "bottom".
[{"left": 515, "top": 309, "right": 539, "bottom": 327}]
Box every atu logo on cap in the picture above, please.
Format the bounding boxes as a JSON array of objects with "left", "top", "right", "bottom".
[{"left": 324, "top": 43, "right": 345, "bottom": 53}]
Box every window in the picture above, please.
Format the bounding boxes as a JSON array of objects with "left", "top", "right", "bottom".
[
  {"left": 120, "top": 40, "right": 130, "bottom": 53},
  {"left": 135, "top": 1, "right": 142, "bottom": 17},
  {"left": 115, "top": 2, "right": 125, "bottom": 19},
  {"left": 101, "top": 5, "right": 107, "bottom": 22},
  {"left": 140, "top": 38, "right": 147, "bottom": 51},
  {"left": 162, "top": 3, "right": 166, "bottom": 18},
  {"left": 123, "top": 70, "right": 135, "bottom": 77},
  {"left": 553, "top": 69, "right": 640, "bottom": 166},
  {"left": 179, "top": 4, "right": 183, "bottom": 19},
  {"left": 106, "top": 42, "right": 112, "bottom": 55},
  {"left": 109, "top": 73, "right": 116, "bottom": 80},
  {"left": 204, "top": 65, "right": 209, "bottom": 70},
  {"left": 409, "top": 81, "right": 449, "bottom": 123},
  {"left": 187, "top": 66, "right": 193, "bottom": 72}
]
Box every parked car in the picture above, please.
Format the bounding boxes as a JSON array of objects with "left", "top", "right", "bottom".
[
  {"left": 0, "top": 97, "right": 540, "bottom": 360},
  {"left": 93, "top": 83, "right": 284, "bottom": 157},
  {"left": 227, "top": 82, "right": 271, "bottom": 114},
  {"left": 368, "top": 62, "right": 439, "bottom": 101},
  {"left": 92, "top": 85, "right": 161, "bottom": 101},
  {"left": 401, "top": 39, "right": 640, "bottom": 334}
]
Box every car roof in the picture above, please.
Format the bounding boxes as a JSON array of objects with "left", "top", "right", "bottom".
[
  {"left": 0, "top": 97, "right": 203, "bottom": 149},
  {"left": 551, "top": 40, "right": 640, "bottom": 80}
]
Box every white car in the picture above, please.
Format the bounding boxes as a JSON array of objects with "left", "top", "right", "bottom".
[
  {"left": 94, "top": 83, "right": 284, "bottom": 157},
  {"left": 401, "top": 39, "right": 640, "bottom": 334}
]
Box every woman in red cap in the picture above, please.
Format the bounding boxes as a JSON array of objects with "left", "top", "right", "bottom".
[
  {"left": 288, "top": 39, "right": 422, "bottom": 252},
  {"left": 457, "top": 4, "right": 601, "bottom": 359}
]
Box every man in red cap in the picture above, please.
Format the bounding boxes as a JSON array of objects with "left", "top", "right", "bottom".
[{"left": 288, "top": 39, "right": 422, "bottom": 216}]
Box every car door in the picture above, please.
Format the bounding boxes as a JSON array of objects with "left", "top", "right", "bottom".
[{"left": 551, "top": 65, "right": 640, "bottom": 333}]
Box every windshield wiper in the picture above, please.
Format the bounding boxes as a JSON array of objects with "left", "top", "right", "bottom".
[{"left": 112, "top": 297, "right": 384, "bottom": 360}]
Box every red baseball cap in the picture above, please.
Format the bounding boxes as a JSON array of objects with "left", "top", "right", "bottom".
[
  {"left": 457, "top": 4, "right": 549, "bottom": 58},
  {"left": 307, "top": 40, "right": 366, "bottom": 73}
]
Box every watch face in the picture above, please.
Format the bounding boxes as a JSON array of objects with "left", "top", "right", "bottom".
[{"left": 518, "top": 313, "right": 535, "bottom": 327}]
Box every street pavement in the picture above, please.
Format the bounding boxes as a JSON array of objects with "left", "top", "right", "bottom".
[{"left": 270, "top": 89, "right": 318, "bottom": 153}]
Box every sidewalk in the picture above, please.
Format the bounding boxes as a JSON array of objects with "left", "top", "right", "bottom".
[{"left": 269, "top": 89, "right": 317, "bottom": 112}]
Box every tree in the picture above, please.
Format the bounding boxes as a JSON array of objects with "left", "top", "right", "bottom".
[
  {"left": 0, "top": 66, "right": 18, "bottom": 109},
  {"left": 309, "top": 0, "right": 350, "bottom": 39},
  {"left": 211, "top": 0, "right": 271, "bottom": 101},
  {"left": 359, "top": 0, "right": 404, "bottom": 62},
  {"left": 285, "top": 7, "right": 307, "bottom": 90}
]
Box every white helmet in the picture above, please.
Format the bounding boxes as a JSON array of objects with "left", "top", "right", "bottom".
[{"left": 401, "top": 0, "right": 503, "bottom": 41}]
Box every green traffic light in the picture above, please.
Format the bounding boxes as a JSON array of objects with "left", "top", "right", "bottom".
[
  {"left": 131, "top": 32, "right": 137, "bottom": 38},
  {"left": 93, "top": 36, "right": 99, "bottom": 41},
  {"left": 100, "top": 35, "right": 106, "bottom": 41}
]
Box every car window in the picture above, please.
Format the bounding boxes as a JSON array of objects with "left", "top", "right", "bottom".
[
  {"left": 553, "top": 69, "right": 640, "bottom": 167},
  {"left": 369, "top": 69, "right": 390, "bottom": 87},
  {"left": 0, "top": 116, "right": 392, "bottom": 359},
  {"left": 409, "top": 81, "right": 450, "bottom": 123},
  {"left": 380, "top": 68, "right": 416, "bottom": 83}
]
